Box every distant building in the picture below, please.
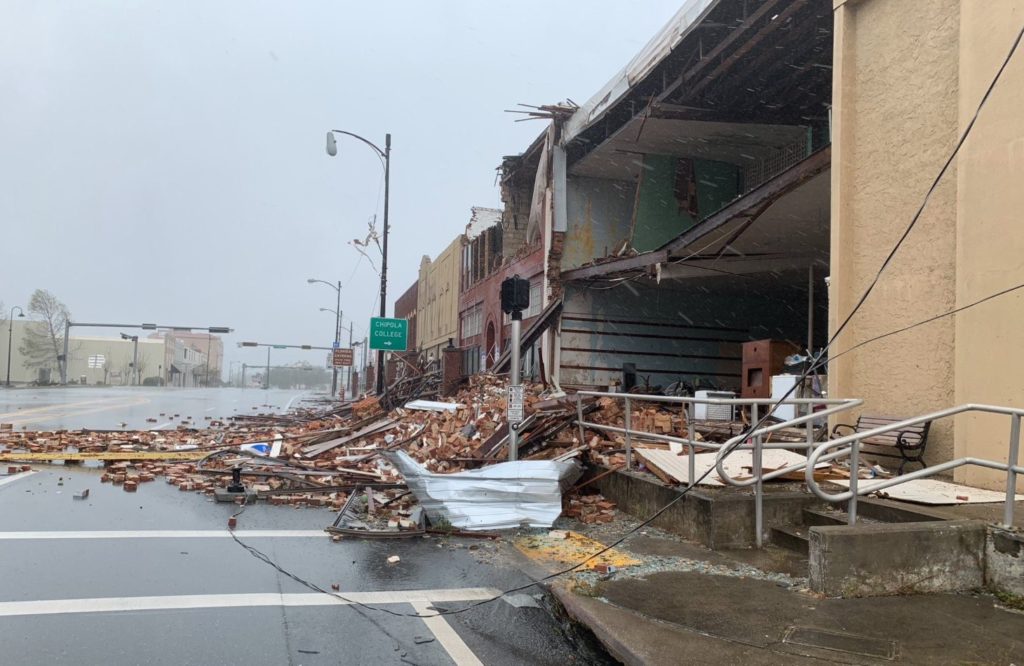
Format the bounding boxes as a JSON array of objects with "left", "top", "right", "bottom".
[
  {"left": 0, "top": 319, "right": 221, "bottom": 386},
  {"left": 393, "top": 280, "right": 418, "bottom": 351},
  {"left": 416, "top": 237, "right": 461, "bottom": 360},
  {"left": 65, "top": 335, "right": 167, "bottom": 386},
  {"left": 458, "top": 198, "right": 546, "bottom": 378},
  {"left": 150, "top": 331, "right": 223, "bottom": 386}
]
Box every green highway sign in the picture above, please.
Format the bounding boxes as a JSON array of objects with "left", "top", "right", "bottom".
[{"left": 369, "top": 317, "right": 409, "bottom": 351}]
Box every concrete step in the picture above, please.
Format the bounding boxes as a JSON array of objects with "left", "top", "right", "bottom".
[
  {"left": 846, "top": 498, "right": 947, "bottom": 523},
  {"left": 770, "top": 525, "right": 809, "bottom": 555},
  {"left": 802, "top": 508, "right": 848, "bottom": 527}
]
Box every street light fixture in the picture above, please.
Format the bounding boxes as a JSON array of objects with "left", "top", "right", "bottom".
[
  {"left": 6, "top": 306, "right": 25, "bottom": 387},
  {"left": 308, "top": 278, "right": 342, "bottom": 398},
  {"left": 325, "top": 128, "right": 391, "bottom": 396}
]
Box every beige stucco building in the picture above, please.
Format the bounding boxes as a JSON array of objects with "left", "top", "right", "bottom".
[
  {"left": 0, "top": 319, "right": 217, "bottom": 387},
  {"left": 830, "top": 0, "right": 1024, "bottom": 490},
  {"left": 416, "top": 236, "right": 461, "bottom": 359}
]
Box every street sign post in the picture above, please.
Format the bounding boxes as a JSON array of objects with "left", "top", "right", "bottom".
[
  {"left": 369, "top": 317, "right": 409, "bottom": 351},
  {"left": 507, "top": 385, "right": 525, "bottom": 424},
  {"left": 332, "top": 348, "right": 354, "bottom": 367}
]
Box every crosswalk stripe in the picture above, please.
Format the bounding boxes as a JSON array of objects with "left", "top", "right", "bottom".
[{"left": 0, "top": 589, "right": 502, "bottom": 617}]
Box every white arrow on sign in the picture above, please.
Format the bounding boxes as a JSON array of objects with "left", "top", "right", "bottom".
[{"left": 383, "top": 341, "right": 393, "bottom": 346}]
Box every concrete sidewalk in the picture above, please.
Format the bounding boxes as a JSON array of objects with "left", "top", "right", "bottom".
[{"left": 541, "top": 523, "right": 1024, "bottom": 665}]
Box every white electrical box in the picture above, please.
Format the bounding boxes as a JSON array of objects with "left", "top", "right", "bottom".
[{"left": 694, "top": 390, "right": 736, "bottom": 421}]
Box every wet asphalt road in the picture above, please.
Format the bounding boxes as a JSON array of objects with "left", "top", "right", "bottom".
[
  {"left": 0, "top": 462, "right": 599, "bottom": 665},
  {"left": 0, "top": 387, "right": 306, "bottom": 431}
]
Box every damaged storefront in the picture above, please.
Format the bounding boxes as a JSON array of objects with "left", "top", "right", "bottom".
[{"left": 516, "top": 0, "right": 836, "bottom": 395}]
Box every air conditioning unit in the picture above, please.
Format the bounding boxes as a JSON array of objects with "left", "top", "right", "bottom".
[{"left": 694, "top": 390, "right": 736, "bottom": 421}]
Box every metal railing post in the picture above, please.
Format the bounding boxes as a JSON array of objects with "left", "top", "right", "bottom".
[
  {"left": 576, "top": 395, "right": 585, "bottom": 446},
  {"left": 687, "top": 402, "right": 696, "bottom": 488},
  {"left": 624, "top": 397, "right": 633, "bottom": 471},
  {"left": 848, "top": 438, "right": 860, "bottom": 525},
  {"left": 751, "top": 403, "right": 763, "bottom": 548},
  {"left": 1005, "top": 414, "right": 1021, "bottom": 528},
  {"left": 806, "top": 401, "right": 815, "bottom": 453},
  {"left": 754, "top": 433, "right": 764, "bottom": 548}
]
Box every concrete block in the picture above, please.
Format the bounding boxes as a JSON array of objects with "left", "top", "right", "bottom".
[
  {"left": 591, "top": 466, "right": 822, "bottom": 548},
  {"left": 809, "top": 520, "right": 985, "bottom": 597},
  {"left": 985, "top": 527, "right": 1024, "bottom": 598}
]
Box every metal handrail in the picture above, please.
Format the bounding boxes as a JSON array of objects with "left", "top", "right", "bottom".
[
  {"left": 708, "top": 398, "right": 863, "bottom": 547},
  {"left": 805, "top": 403, "right": 1024, "bottom": 528},
  {"left": 573, "top": 390, "right": 858, "bottom": 547},
  {"left": 575, "top": 389, "right": 853, "bottom": 467}
]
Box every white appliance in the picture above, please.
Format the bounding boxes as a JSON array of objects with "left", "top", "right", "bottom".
[
  {"left": 771, "top": 375, "right": 802, "bottom": 421},
  {"left": 694, "top": 390, "right": 736, "bottom": 421}
]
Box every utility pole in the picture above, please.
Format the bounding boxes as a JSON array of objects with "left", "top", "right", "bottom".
[
  {"left": 377, "top": 133, "right": 391, "bottom": 396},
  {"left": 336, "top": 281, "right": 342, "bottom": 397}
]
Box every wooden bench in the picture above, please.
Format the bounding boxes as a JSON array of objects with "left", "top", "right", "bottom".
[{"left": 831, "top": 415, "right": 931, "bottom": 474}]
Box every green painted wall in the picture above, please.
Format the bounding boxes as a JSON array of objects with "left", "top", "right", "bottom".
[{"left": 632, "top": 156, "right": 739, "bottom": 251}]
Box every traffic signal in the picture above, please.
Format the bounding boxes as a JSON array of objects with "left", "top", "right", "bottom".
[{"left": 501, "top": 275, "right": 530, "bottom": 315}]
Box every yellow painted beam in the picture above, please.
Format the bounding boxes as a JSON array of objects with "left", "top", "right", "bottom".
[{"left": 0, "top": 451, "right": 207, "bottom": 462}]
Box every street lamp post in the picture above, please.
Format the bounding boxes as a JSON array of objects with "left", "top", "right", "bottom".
[
  {"left": 120, "top": 333, "right": 139, "bottom": 386},
  {"left": 6, "top": 306, "right": 25, "bottom": 387},
  {"left": 326, "top": 129, "right": 391, "bottom": 396},
  {"left": 308, "top": 278, "right": 342, "bottom": 398}
]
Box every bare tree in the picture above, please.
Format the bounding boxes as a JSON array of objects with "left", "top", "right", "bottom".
[
  {"left": 133, "top": 354, "right": 147, "bottom": 385},
  {"left": 19, "top": 289, "right": 71, "bottom": 379}
]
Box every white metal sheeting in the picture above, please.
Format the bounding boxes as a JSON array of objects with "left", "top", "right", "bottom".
[
  {"left": 404, "top": 400, "right": 461, "bottom": 413},
  {"left": 385, "top": 451, "right": 582, "bottom": 531}
]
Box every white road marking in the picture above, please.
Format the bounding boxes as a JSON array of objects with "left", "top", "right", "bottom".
[
  {"left": 0, "top": 471, "right": 36, "bottom": 488},
  {"left": 411, "top": 601, "right": 484, "bottom": 666},
  {"left": 0, "top": 530, "right": 329, "bottom": 540},
  {"left": 0, "top": 589, "right": 502, "bottom": 617},
  {"left": 4, "top": 397, "right": 152, "bottom": 426},
  {"left": 284, "top": 394, "right": 304, "bottom": 411},
  {"left": 0, "top": 398, "right": 123, "bottom": 420},
  {"left": 205, "top": 407, "right": 217, "bottom": 412}
]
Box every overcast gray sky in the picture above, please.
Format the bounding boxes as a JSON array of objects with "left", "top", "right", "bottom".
[{"left": 1, "top": 0, "right": 682, "bottom": 370}]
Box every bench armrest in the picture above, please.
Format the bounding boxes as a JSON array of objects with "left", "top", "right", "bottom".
[
  {"left": 831, "top": 423, "right": 857, "bottom": 437},
  {"left": 895, "top": 429, "right": 924, "bottom": 450}
]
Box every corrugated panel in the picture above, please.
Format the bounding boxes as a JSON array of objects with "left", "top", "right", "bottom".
[{"left": 563, "top": 0, "right": 719, "bottom": 143}]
